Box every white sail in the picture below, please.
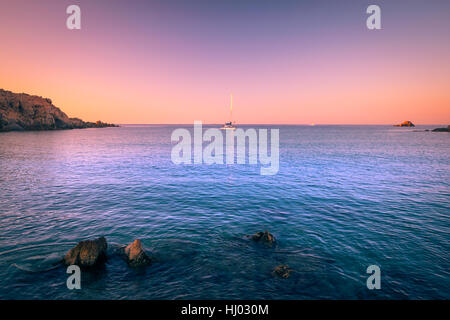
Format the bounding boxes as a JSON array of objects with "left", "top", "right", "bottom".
[
  {"left": 220, "top": 93, "right": 236, "bottom": 130},
  {"left": 230, "top": 93, "right": 233, "bottom": 121}
]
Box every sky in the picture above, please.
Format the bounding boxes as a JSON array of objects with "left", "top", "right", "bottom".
[{"left": 0, "top": 0, "right": 449, "bottom": 124}]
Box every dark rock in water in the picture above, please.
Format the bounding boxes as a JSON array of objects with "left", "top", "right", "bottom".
[
  {"left": 64, "top": 237, "right": 107, "bottom": 267},
  {"left": 249, "top": 231, "right": 276, "bottom": 246},
  {"left": 272, "top": 265, "right": 292, "bottom": 278},
  {"left": 393, "top": 120, "right": 415, "bottom": 127},
  {"left": 124, "top": 239, "right": 151, "bottom": 267},
  {"left": 432, "top": 125, "right": 450, "bottom": 132},
  {"left": 0, "top": 89, "right": 118, "bottom": 132}
]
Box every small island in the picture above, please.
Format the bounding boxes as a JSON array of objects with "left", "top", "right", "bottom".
[
  {"left": 432, "top": 125, "right": 450, "bottom": 132},
  {"left": 394, "top": 120, "right": 415, "bottom": 127},
  {"left": 0, "top": 89, "right": 118, "bottom": 132}
]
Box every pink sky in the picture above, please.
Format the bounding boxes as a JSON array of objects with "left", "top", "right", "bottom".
[{"left": 0, "top": 0, "right": 449, "bottom": 124}]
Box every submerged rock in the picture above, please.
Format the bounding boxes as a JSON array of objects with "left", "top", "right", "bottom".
[
  {"left": 249, "top": 231, "right": 276, "bottom": 246},
  {"left": 63, "top": 237, "right": 107, "bottom": 267},
  {"left": 394, "top": 121, "right": 415, "bottom": 127},
  {"left": 272, "top": 265, "right": 292, "bottom": 278},
  {"left": 432, "top": 125, "right": 450, "bottom": 132},
  {"left": 124, "top": 239, "right": 151, "bottom": 267}
]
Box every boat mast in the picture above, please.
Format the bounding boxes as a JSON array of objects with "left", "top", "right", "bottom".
[{"left": 230, "top": 93, "right": 233, "bottom": 123}]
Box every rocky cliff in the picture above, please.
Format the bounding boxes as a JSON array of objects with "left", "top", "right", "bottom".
[{"left": 0, "top": 89, "right": 118, "bottom": 132}]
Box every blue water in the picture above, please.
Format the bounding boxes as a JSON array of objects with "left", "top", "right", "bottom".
[{"left": 0, "top": 125, "right": 448, "bottom": 299}]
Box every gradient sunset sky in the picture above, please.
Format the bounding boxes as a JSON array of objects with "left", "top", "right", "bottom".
[{"left": 1, "top": 0, "right": 449, "bottom": 124}]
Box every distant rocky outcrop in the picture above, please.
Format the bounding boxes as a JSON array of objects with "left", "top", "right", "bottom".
[
  {"left": 0, "top": 89, "right": 118, "bottom": 132},
  {"left": 123, "top": 239, "right": 151, "bottom": 267},
  {"left": 394, "top": 121, "right": 415, "bottom": 127},
  {"left": 63, "top": 237, "right": 107, "bottom": 267},
  {"left": 432, "top": 125, "right": 450, "bottom": 132},
  {"left": 247, "top": 231, "right": 276, "bottom": 247}
]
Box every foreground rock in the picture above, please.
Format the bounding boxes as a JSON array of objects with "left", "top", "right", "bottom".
[
  {"left": 0, "top": 89, "right": 118, "bottom": 132},
  {"left": 64, "top": 237, "right": 107, "bottom": 267},
  {"left": 272, "top": 265, "right": 292, "bottom": 278},
  {"left": 124, "top": 239, "right": 151, "bottom": 267},
  {"left": 394, "top": 120, "right": 415, "bottom": 127},
  {"left": 249, "top": 231, "right": 276, "bottom": 246},
  {"left": 432, "top": 125, "right": 450, "bottom": 132}
]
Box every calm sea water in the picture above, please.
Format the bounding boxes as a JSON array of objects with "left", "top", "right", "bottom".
[{"left": 0, "top": 125, "right": 448, "bottom": 299}]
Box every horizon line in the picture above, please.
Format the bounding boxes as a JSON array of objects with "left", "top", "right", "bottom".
[{"left": 113, "top": 123, "right": 448, "bottom": 126}]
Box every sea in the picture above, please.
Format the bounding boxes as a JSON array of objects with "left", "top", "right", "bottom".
[{"left": 0, "top": 125, "right": 448, "bottom": 299}]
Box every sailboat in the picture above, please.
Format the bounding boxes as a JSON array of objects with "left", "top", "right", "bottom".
[{"left": 220, "top": 94, "right": 236, "bottom": 130}]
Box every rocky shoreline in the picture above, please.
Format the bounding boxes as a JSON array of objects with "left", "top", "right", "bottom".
[{"left": 0, "top": 89, "right": 118, "bottom": 132}]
